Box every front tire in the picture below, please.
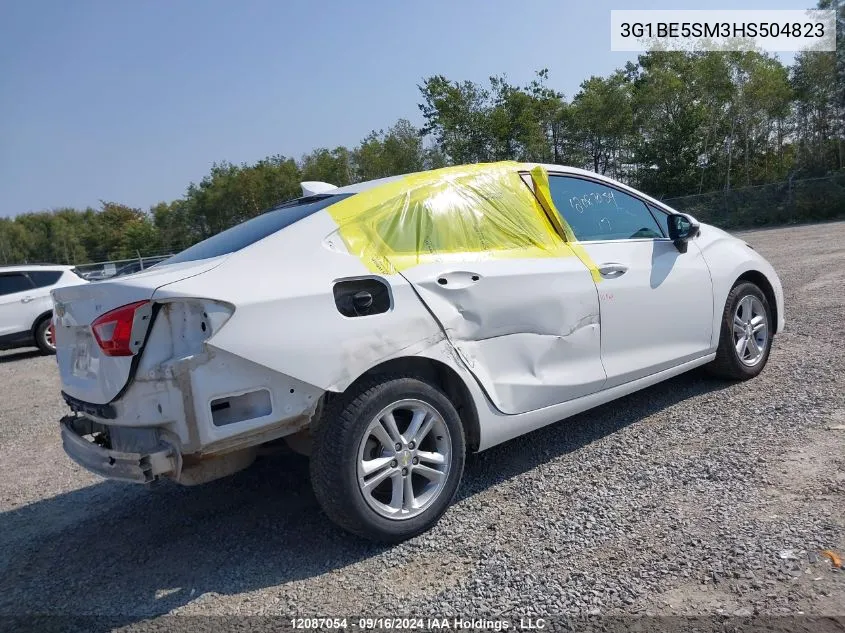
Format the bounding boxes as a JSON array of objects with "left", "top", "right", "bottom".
[
  {"left": 707, "top": 281, "right": 772, "bottom": 380},
  {"left": 310, "top": 376, "right": 465, "bottom": 543},
  {"left": 34, "top": 316, "right": 56, "bottom": 355}
]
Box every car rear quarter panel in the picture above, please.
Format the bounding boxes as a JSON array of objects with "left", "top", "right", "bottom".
[
  {"left": 72, "top": 211, "right": 455, "bottom": 457},
  {"left": 89, "top": 300, "right": 327, "bottom": 456},
  {"left": 153, "top": 211, "right": 448, "bottom": 395}
]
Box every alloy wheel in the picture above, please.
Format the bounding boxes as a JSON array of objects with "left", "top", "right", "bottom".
[
  {"left": 356, "top": 399, "right": 452, "bottom": 520},
  {"left": 732, "top": 295, "right": 768, "bottom": 366}
]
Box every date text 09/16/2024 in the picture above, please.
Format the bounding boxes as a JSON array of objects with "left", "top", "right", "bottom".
[{"left": 289, "top": 617, "right": 548, "bottom": 630}]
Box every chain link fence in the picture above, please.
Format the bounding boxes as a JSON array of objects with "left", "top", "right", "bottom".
[{"left": 661, "top": 173, "right": 845, "bottom": 229}]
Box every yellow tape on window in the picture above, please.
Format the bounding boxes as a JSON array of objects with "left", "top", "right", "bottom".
[
  {"left": 328, "top": 161, "right": 597, "bottom": 281},
  {"left": 529, "top": 166, "right": 601, "bottom": 283}
]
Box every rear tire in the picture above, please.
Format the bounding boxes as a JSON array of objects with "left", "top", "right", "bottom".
[
  {"left": 707, "top": 281, "right": 772, "bottom": 380},
  {"left": 310, "top": 375, "right": 465, "bottom": 543},
  {"left": 34, "top": 316, "right": 56, "bottom": 355}
]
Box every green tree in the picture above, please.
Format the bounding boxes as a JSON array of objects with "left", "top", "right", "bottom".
[
  {"left": 183, "top": 155, "right": 301, "bottom": 239},
  {"left": 526, "top": 69, "right": 568, "bottom": 163},
  {"left": 151, "top": 200, "right": 193, "bottom": 254},
  {"left": 353, "top": 119, "right": 425, "bottom": 181},
  {"left": 629, "top": 52, "right": 709, "bottom": 196},
  {"left": 95, "top": 202, "right": 154, "bottom": 259},
  {"left": 418, "top": 75, "right": 493, "bottom": 163},
  {"left": 487, "top": 75, "right": 549, "bottom": 161},
  {"left": 300, "top": 147, "right": 352, "bottom": 186},
  {"left": 792, "top": 48, "right": 840, "bottom": 174},
  {"left": 570, "top": 71, "right": 633, "bottom": 176}
]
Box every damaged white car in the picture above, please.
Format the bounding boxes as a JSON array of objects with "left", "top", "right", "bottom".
[{"left": 53, "top": 162, "right": 784, "bottom": 542}]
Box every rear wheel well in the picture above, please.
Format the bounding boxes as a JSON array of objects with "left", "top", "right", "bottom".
[
  {"left": 736, "top": 271, "right": 778, "bottom": 334},
  {"left": 336, "top": 357, "right": 481, "bottom": 452},
  {"left": 31, "top": 310, "right": 52, "bottom": 334}
]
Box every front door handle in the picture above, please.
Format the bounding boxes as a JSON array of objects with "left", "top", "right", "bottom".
[
  {"left": 20, "top": 296, "right": 34, "bottom": 303},
  {"left": 598, "top": 263, "right": 628, "bottom": 279}
]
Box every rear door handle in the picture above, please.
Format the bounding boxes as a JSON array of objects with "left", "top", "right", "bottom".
[
  {"left": 598, "top": 263, "right": 628, "bottom": 279},
  {"left": 434, "top": 271, "right": 481, "bottom": 289},
  {"left": 20, "top": 296, "right": 34, "bottom": 303}
]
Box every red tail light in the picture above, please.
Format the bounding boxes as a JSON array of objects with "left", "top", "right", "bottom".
[{"left": 91, "top": 300, "right": 150, "bottom": 357}]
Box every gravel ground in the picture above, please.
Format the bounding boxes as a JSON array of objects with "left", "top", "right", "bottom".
[{"left": 1, "top": 222, "right": 843, "bottom": 628}]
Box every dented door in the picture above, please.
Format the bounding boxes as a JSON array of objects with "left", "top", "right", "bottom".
[{"left": 401, "top": 257, "right": 606, "bottom": 414}]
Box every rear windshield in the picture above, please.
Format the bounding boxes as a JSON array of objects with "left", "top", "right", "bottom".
[{"left": 163, "top": 194, "right": 351, "bottom": 265}]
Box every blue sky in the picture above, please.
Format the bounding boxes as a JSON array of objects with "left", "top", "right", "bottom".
[{"left": 0, "top": 0, "right": 810, "bottom": 217}]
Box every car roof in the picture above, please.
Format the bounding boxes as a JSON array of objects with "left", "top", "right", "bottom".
[
  {"left": 329, "top": 162, "right": 676, "bottom": 213},
  {"left": 331, "top": 163, "right": 626, "bottom": 194},
  {"left": 331, "top": 174, "right": 406, "bottom": 194},
  {"left": 0, "top": 264, "right": 74, "bottom": 273}
]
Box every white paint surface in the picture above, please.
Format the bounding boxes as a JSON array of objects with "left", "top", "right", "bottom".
[{"left": 401, "top": 257, "right": 605, "bottom": 414}]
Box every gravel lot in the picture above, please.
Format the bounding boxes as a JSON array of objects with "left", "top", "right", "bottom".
[{"left": 1, "top": 222, "right": 843, "bottom": 627}]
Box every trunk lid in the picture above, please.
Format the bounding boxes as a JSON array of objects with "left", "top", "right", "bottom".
[{"left": 52, "top": 257, "right": 223, "bottom": 405}]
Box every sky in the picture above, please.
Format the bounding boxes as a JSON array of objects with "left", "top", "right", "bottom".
[{"left": 0, "top": 0, "right": 812, "bottom": 217}]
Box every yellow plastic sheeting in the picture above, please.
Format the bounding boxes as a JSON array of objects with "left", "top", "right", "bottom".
[
  {"left": 529, "top": 166, "right": 601, "bottom": 283},
  {"left": 327, "top": 162, "right": 573, "bottom": 274}
]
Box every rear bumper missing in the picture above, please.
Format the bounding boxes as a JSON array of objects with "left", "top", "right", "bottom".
[{"left": 60, "top": 416, "right": 178, "bottom": 484}]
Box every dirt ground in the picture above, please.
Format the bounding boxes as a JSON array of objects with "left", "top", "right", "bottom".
[{"left": 0, "top": 222, "right": 843, "bottom": 630}]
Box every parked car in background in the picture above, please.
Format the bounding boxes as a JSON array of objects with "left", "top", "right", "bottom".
[
  {"left": 76, "top": 255, "right": 171, "bottom": 281},
  {"left": 112, "top": 259, "right": 159, "bottom": 278},
  {"left": 77, "top": 266, "right": 116, "bottom": 281},
  {"left": 52, "top": 162, "right": 784, "bottom": 542},
  {"left": 0, "top": 265, "right": 87, "bottom": 354}
]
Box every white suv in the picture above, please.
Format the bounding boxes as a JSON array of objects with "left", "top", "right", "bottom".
[{"left": 0, "top": 265, "right": 86, "bottom": 354}]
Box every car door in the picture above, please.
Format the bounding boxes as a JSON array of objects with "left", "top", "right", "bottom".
[
  {"left": 546, "top": 174, "right": 713, "bottom": 388},
  {"left": 0, "top": 272, "right": 37, "bottom": 337},
  {"left": 401, "top": 253, "right": 606, "bottom": 415},
  {"left": 25, "top": 268, "right": 65, "bottom": 322}
]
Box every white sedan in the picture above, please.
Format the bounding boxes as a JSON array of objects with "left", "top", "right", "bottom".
[{"left": 52, "top": 162, "right": 784, "bottom": 542}]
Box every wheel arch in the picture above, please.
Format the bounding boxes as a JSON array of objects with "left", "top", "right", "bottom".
[
  {"left": 337, "top": 356, "right": 481, "bottom": 452},
  {"left": 735, "top": 270, "right": 779, "bottom": 334},
  {"left": 31, "top": 309, "right": 53, "bottom": 334}
]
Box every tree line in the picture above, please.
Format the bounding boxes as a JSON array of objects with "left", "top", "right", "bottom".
[{"left": 2, "top": 2, "right": 843, "bottom": 265}]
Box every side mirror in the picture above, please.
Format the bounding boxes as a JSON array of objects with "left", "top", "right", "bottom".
[{"left": 667, "top": 213, "right": 700, "bottom": 253}]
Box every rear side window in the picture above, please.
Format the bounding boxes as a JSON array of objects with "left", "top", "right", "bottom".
[
  {"left": 27, "top": 270, "right": 64, "bottom": 288},
  {"left": 0, "top": 273, "right": 34, "bottom": 296},
  {"left": 164, "top": 194, "right": 352, "bottom": 265}
]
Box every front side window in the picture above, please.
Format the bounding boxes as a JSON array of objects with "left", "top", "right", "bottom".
[
  {"left": 547, "top": 176, "right": 663, "bottom": 242},
  {"left": 647, "top": 203, "right": 671, "bottom": 237},
  {"left": 0, "top": 273, "right": 35, "bottom": 296}
]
